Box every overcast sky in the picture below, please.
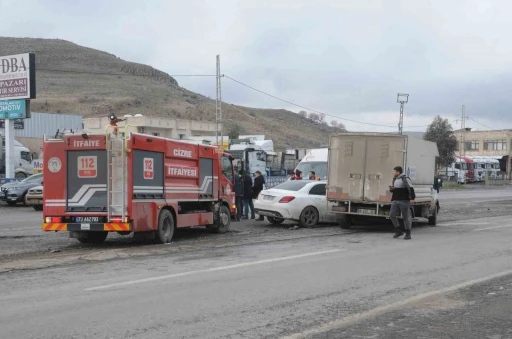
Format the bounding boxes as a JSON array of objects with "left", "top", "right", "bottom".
[{"left": 1, "top": 0, "right": 510, "bottom": 132}]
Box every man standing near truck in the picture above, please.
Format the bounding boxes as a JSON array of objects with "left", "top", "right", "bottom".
[{"left": 389, "top": 166, "right": 416, "bottom": 240}]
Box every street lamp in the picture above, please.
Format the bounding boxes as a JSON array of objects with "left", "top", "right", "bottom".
[{"left": 397, "top": 93, "right": 409, "bottom": 135}]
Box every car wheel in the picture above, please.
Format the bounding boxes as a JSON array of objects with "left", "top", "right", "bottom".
[
  {"left": 33, "top": 205, "right": 43, "bottom": 211},
  {"left": 267, "top": 216, "right": 285, "bottom": 225},
  {"left": 299, "top": 206, "right": 319, "bottom": 228},
  {"left": 6, "top": 201, "right": 17, "bottom": 206}
]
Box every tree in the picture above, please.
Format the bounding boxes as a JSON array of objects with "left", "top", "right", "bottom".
[
  {"left": 298, "top": 110, "right": 308, "bottom": 118},
  {"left": 308, "top": 112, "right": 320, "bottom": 121},
  {"left": 331, "top": 120, "right": 338, "bottom": 127},
  {"left": 424, "top": 116, "right": 458, "bottom": 168},
  {"left": 227, "top": 124, "right": 241, "bottom": 140},
  {"left": 318, "top": 113, "right": 326, "bottom": 123}
]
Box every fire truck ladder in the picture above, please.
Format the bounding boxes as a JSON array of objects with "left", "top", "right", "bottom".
[{"left": 106, "top": 128, "right": 127, "bottom": 221}]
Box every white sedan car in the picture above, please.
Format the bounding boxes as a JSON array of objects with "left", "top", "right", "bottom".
[{"left": 254, "top": 180, "right": 338, "bottom": 227}]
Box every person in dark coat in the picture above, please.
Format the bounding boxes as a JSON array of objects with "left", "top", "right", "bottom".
[
  {"left": 433, "top": 169, "right": 443, "bottom": 193},
  {"left": 233, "top": 166, "right": 243, "bottom": 221},
  {"left": 241, "top": 170, "right": 254, "bottom": 219},
  {"left": 252, "top": 171, "right": 266, "bottom": 221}
]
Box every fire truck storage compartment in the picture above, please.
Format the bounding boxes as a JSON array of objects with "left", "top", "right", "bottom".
[
  {"left": 66, "top": 150, "right": 108, "bottom": 212},
  {"left": 132, "top": 150, "right": 164, "bottom": 199},
  {"left": 199, "top": 158, "right": 214, "bottom": 199}
]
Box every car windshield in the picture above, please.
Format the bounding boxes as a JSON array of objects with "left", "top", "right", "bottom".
[
  {"left": 295, "top": 161, "right": 328, "bottom": 180},
  {"left": 272, "top": 181, "right": 310, "bottom": 191},
  {"left": 21, "top": 174, "right": 42, "bottom": 183}
]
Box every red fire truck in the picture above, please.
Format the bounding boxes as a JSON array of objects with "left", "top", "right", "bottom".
[{"left": 42, "top": 116, "right": 236, "bottom": 244}]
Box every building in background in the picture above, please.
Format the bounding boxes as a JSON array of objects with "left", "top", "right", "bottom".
[
  {"left": 83, "top": 115, "right": 219, "bottom": 141},
  {"left": 0, "top": 112, "right": 83, "bottom": 154},
  {"left": 455, "top": 128, "right": 512, "bottom": 157}
]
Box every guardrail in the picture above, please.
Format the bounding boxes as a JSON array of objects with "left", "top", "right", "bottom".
[
  {"left": 485, "top": 177, "right": 512, "bottom": 186},
  {"left": 264, "top": 176, "right": 288, "bottom": 188}
]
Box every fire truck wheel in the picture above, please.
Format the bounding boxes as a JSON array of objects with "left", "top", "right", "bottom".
[
  {"left": 210, "top": 205, "right": 231, "bottom": 233},
  {"left": 77, "top": 231, "right": 108, "bottom": 244},
  {"left": 156, "top": 209, "right": 175, "bottom": 244}
]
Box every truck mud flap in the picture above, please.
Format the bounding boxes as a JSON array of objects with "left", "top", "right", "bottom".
[{"left": 66, "top": 150, "right": 108, "bottom": 212}]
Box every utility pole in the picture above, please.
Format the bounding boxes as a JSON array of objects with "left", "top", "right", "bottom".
[
  {"left": 397, "top": 93, "right": 409, "bottom": 135},
  {"left": 215, "top": 55, "right": 223, "bottom": 149},
  {"left": 460, "top": 105, "right": 467, "bottom": 157}
]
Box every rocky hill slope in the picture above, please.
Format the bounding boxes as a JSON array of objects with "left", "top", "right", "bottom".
[{"left": 0, "top": 37, "right": 344, "bottom": 149}]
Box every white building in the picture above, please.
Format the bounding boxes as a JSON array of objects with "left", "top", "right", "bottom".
[{"left": 83, "top": 115, "right": 220, "bottom": 139}]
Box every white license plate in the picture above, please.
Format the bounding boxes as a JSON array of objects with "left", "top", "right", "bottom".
[
  {"left": 358, "top": 209, "right": 376, "bottom": 215},
  {"left": 263, "top": 195, "right": 274, "bottom": 201},
  {"left": 81, "top": 223, "right": 91, "bottom": 230},
  {"left": 28, "top": 199, "right": 43, "bottom": 205},
  {"left": 75, "top": 216, "right": 100, "bottom": 222}
]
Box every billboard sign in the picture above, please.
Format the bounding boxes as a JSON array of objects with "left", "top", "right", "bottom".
[
  {"left": 0, "top": 99, "right": 29, "bottom": 119},
  {"left": 0, "top": 119, "right": 24, "bottom": 129},
  {"left": 0, "top": 53, "right": 36, "bottom": 100}
]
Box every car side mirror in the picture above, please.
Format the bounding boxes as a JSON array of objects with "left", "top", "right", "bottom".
[{"left": 41, "top": 181, "right": 43, "bottom": 185}]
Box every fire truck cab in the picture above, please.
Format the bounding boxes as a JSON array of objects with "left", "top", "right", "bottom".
[{"left": 42, "top": 116, "right": 236, "bottom": 244}]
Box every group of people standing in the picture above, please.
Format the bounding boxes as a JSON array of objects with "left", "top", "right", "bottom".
[
  {"left": 233, "top": 166, "right": 265, "bottom": 221},
  {"left": 289, "top": 169, "right": 320, "bottom": 181},
  {"left": 232, "top": 167, "right": 322, "bottom": 222}
]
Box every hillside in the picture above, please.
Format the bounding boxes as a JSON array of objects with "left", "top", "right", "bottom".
[{"left": 0, "top": 37, "right": 344, "bottom": 149}]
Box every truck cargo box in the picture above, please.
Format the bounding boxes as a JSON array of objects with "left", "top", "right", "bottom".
[{"left": 327, "top": 133, "right": 439, "bottom": 203}]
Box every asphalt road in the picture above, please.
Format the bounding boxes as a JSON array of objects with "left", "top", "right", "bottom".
[{"left": 1, "top": 187, "right": 512, "bottom": 338}]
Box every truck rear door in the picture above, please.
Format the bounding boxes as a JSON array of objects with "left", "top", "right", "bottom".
[
  {"left": 327, "top": 134, "right": 366, "bottom": 201},
  {"left": 363, "top": 136, "right": 406, "bottom": 201},
  {"left": 66, "top": 149, "right": 108, "bottom": 212}
]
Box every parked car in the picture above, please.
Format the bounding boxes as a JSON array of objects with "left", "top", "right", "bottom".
[
  {"left": 26, "top": 185, "right": 43, "bottom": 211},
  {"left": 254, "top": 180, "right": 338, "bottom": 227},
  {"left": 0, "top": 173, "right": 43, "bottom": 206}
]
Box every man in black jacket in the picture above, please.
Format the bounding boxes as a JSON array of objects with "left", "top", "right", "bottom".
[
  {"left": 233, "top": 166, "right": 243, "bottom": 221},
  {"left": 241, "top": 170, "right": 254, "bottom": 219},
  {"left": 252, "top": 171, "right": 265, "bottom": 221},
  {"left": 389, "top": 166, "right": 416, "bottom": 240}
]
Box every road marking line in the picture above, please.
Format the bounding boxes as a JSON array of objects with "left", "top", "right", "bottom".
[
  {"left": 281, "top": 268, "right": 512, "bottom": 339},
  {"left": 441, "top": 222, "right": 488, "bottom": 227},
  {"left": 473, "top": 225, "right": 512, "bottom": 232},
  {"left": 85, "top": 249, "right": 343, "bottom": 292}
]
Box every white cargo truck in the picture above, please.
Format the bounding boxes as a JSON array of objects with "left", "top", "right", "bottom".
[{"left": 326, "top": 133, "right": 439, "bottom": 228}]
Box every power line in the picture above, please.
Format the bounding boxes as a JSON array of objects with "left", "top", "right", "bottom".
[
  {"left": 467, "top": 117, "right": 495, "bottom": 131},
  {"left": 224, "top": 75, "right": 400, "bottom": 128}
]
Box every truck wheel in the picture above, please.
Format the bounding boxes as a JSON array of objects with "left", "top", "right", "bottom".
[
  {"left": 77, "top": 231, "right": 108, "bottom": 244},
  {"left": 428, "top": 206, "right": 438, "bottom": 227},
  {"left": 267, "top": 216, "right": 285, "bottom": 225},
  {"left": 299, "top": 206, "right": 319, "bottom": 228},
  {"left": 338, "top": 215, "right": 352, "bottom": 229},
  {"left": 210, "top": 205, "right": 231, "bottom": 233},
  {"left": 155, "top": 209, "right": 175, "bottom": 244},
  {"left": 33, "top": 205, "right": 43, "bottom": 211}
]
